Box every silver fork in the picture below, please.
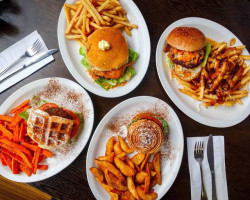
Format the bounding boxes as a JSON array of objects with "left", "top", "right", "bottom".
[
  {"left": 0, "top": 39, "right": 42, "bottom": 77},
  {"left": 194, "top": 141, "right": 208, "bottom": 200}
]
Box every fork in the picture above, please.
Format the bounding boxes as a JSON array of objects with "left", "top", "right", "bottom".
[
  {"left": 194, "top": 141, "right": 208, "bottom": 200},
  {"left": 0, "top": 39, "right": 42, "bottom": 77}
]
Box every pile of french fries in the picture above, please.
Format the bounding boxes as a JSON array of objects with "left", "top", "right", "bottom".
[
  {"left": 0, "top": 100, "right": 52, "bottom": 176},
  {"left": 173, "top": 37, "right": 250, "bottom": 107},
  {"left": 90, "top": 136, "right": 161, "bottom": 200},
  {"left": 64, "top": 0, "right": 138, "bottom": 47}
]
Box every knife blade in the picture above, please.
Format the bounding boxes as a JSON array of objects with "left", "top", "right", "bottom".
[
  {"left": 207, "top": 134, "right": 217, "bottom": 200},
  {"left": 0, "top": 49, "right": 58, "bottom": 82}
]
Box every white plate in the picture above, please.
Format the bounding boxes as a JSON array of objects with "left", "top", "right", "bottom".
[
  {"left": 0, "top": 77, "right": 94, "bottom": 183},
  {"left": 156, "top": 17, "right": 250, "bottom": 128},
  {"left": 57, "top": 0, "right": 150, "bottom": 98},
  {"left": 86, "top": 96, "right": 183, "bottom": 200}
]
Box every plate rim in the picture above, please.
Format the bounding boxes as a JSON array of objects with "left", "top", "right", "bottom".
[
  {"left": 156, "top": 17, "right": 250, "bottom": 128},
  {"left": 86, "top": 96, "right": 184, "bottom": 200},
  {"left": 57, "top": 0, "right": 151, "bottom": 98},
  {"left": 0, "top": 77, "right": 94, "bottom": 183}
]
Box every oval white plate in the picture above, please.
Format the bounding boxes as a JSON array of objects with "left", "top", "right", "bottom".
[
  {"left": 156, "top": 17, "right": 250, "bottom": 128},
  {"left": 0, "top": 78, "right": 94, "bottom": 183},
  {"left": 86, "top": 96, "right": 183, "bottom": 200},
  {"left": 57, "top": 0, "right": 150, "bottom": 98}
]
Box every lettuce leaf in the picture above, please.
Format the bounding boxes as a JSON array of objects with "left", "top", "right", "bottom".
[
  {"left": 95, "top": 67, "right": 136, "bottom": 91},
  {"left": 79, "top": 47, "right": 91, "bottom": 70},
  {"left": 202, "top": 42, "right": 211, "bottom": 67},
  {"left": 19, "top": 110, "right": 29, "bottom": 121},
  {"left": 166, "top": 54, "right": 174, "bottom": 69},
  {"left": 129, "top": 49, "right": 138, "bottom": 63},
  {"left": 74, "top": 112, "right": 84, "bottom": 124}
]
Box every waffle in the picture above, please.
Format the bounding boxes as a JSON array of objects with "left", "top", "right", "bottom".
[{"left": 27, "top": 109, "right": 74, "bottom": 149}]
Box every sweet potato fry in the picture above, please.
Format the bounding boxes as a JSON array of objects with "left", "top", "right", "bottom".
[
  {"left": 0, "top": 147, "right": 27, "bottom": 167},
  {"left": 104, "top": 170, "right": 128, "bottom": 191},
  {"left": 37, "top": 165, "right": 48, "bottom": 170},
  {"left": 0, "top": 115, "right": 13, "bottom": 123},
  {"left": 0, "top": 124, "right": 13, "bottom": 140},
  {"left": 114, "top": 157, "right": 136, "bottom": 177},
  {"left": 114, "top": 141, "right": 124, "bottom": 155},
  {"left": 10, "top": 100, "right": 30, "bottom": 114},
  {"left": 21, "top": 142, "right": 53, "bottom": 158},
  {"left": 19, "top": 163, "right": 32, "bottom": 177},
  {"left": 118, "top": 136, "right": 134, "bottom": 154},
  {"left": 12, "top": 159, "right": 19, "bottom": 174},
  {"left": 153, "top": 151, "right": 161, "bottom": 185},
  {"left": 98, "top": 152, "right": 115, "bottom": 163},
  {"left": 2, "top": 153, "right": 12, "bottom": 170},
  {"left": 105, "top": 136, "right": 116, "bottom": 156},
  {"left": 19, "top": 122, "right": 25, "bottom": 142},
  {"left": 13, "top": 125, "right": 19, "bottom": 143},
  {"left": 0, "top": 139, "right": 32, "bottom": 157},
  {"left": 131, "top": 153, "right": 145, "bottom": 165},
  {"left": 127, "top": 176, "right": 139, "bottom": 199},
  {"left": 95, "top": 159, "right": 125, "bottom": 183},
  {"left": 0, "top": 152, "right": 7, "bottom": 166},
  {"left": 136, "top": 186, "right": 158, "bottom": 200},
  {"left": 32, "top": 148, "right": 41, "bottom": 174},
  {"left": 90, "top": 167, "right": 104, "bottom": 182},
  {"left": 9, "top": 116, "right": 22, "bottom": 129}
]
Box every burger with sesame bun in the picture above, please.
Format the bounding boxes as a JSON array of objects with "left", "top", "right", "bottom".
[
  {"left": 127, "top": 113, "right": 168, "bottom": 154},
  {"left": 164, "top": 27, "right": 211, "bottom": 81},
  {"left": 79, "top": 27, "right": 138, "bottom": 90}
]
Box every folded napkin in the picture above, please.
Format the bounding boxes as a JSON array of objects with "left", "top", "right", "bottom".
[
  {"left": 0, "top": 31, "right": 54, "bottom": 93},
  {"left": 187, "top": 136, "right": 228, "bottom": 200}
]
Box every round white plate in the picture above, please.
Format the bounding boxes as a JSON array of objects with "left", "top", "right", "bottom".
[
  {"left": 156, "top": 17, "right": 250, "bottom": 128},
  {"left": 86, "top": 96, "right": 183, "bottom": 200},
  {"left": 0, "top": 77, "right": 94, "bottom": 183},
  {"left": 57, "top": 0, "right": 150, "bottom": 98}
]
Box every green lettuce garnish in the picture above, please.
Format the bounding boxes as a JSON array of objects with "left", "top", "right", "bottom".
[
  {"left": 19, "top": 110, "right": 29, "bottom": 121},
  {"left": 129, "top": 49, "right": 138, "bottom": 62},
  {"left": 166, "top": 54, "right": 174, "bottom": 69},
  {"left": 74, "top": 112, "right": 84, "bottom": 124},
  {"left": 202, "top": 42, "right": 211, "bottom": 67},
  {"left": 79, "top": 47, "right": 138, "bottom": 90},
  {"left": 95, "top": 67, "right": 136, "bottom": 91}
]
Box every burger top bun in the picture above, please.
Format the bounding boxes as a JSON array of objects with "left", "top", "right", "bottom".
[{"left": 167, "top": 27, "right": 206, "bottom": 52}]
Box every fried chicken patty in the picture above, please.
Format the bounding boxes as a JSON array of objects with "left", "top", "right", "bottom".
[{"left": 165, "top": 45, "right": 205, "bottom": 69}]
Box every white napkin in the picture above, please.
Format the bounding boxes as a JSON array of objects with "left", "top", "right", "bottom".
[
  {"left": 187, "top": 136, "right": 228, "bottom": 200},
  {"left": 0, "top": 30, "right": 54, "bottom": 93}
]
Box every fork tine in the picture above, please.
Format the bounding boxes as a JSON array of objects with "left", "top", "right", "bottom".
[
  {"left": 194, "top": 142, "right": 197, "bottom": 155},
  {"left": 33, "top": 39, "right": 39, "bottom": 47},
  {"left": 201, "top": 141, "right": 204, "bottom": 153}
]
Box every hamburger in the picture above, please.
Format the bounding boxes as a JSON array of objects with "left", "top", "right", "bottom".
[
  {"left": 127, "top": 113, "right": 168, "bottom": 154},
  {"left": 164, "top": 27, "right": 211, "bottom": 81},
  {"left": 79, "top": 27, "right": 138, "bottom": 90}
]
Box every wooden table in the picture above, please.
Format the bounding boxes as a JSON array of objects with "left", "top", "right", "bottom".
[{"left": 0, "top": 0, "right": 250, "bottom": 199}]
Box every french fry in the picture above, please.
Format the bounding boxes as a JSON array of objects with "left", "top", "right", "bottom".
[
  {"left": 153, "top": 152, "right": 161, "bottom": 185},
  {"left": 118, "top": 136, "right": 134, "bottom": 154},
  {"left": 98, "top": 152, "right": 115, "bottom": 163},
  {"left": 114, "top": 141, "right": 124, "bottom": 155},
  {"left": 105, "top": 136, "right": 116, "bottom": 155},
  {"left": 65, "top": 5, "right": 83, "bottom": 34},
  {"left": 104, "top": 170, "right": 128, "bottom": 191},
  {"left": 135, "top": 171, "right": 148, "bottom": 184},
  {"left": 113, "top": 19, "right": 138, "bottom": 28},
  {"left": 90, "top": 167, "right": 104, "bottom": 182},
  {"left": 114, "top": 157, "right": 136, "bottom": 177},
  {"left": 127, "top": 176, "right": 139, "bottom": 199},
  {"left": 240, "top": 55, "right": 250, "bottom": 60},
  {"left": 64, "top": 4, "right": 71, "bottom": 25},
  {"left": 131, "top": 153, "right": 145, "bottom": 165},
  {"left": 136, "top": 186, "right": 158, "bottom": 200},
  {"left": 140, "top": 153, "right": 150, "bottom": 170}
]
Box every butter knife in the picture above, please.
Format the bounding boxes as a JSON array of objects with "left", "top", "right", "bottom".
[
  {"left": 207, "top": 134, "right": 217, "bottom": 200},
  {"left": 0, "top": 49, "right": 58, "bottom": 82}
]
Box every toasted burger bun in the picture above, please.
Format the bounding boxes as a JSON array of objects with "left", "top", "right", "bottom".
[
  {"left": 127, "top": 113, "right": 164, "bottom": 154},
  {"left": 167, "top": 27, "right": 206, "bottom": 52},
  {"left": 86, "top": 27, "right": 128, "bottom": 71},
  {"left": 173, "top": 64, "right": 202, "bottom": 81}
]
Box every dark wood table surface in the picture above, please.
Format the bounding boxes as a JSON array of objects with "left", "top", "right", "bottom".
[{"left": 1, "top": 0, "right": 250, "bottom": 199}]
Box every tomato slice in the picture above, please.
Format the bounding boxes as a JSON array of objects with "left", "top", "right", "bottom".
[
  {"left": 133, "top": 113, "right": 163, "bottom": 130},
  {"left": 62, "top": 108, "right": 80, "bottom": 138},
  {"left": 38, "top": 103, "right": 58, "bottom": 111}
]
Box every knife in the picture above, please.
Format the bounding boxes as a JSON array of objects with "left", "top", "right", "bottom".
[
  {"left": 0, "top": 49, "right": 58, "bottom": 82},
  {"left": 207, "top": 134, "right": 217, "bottom": 200}
]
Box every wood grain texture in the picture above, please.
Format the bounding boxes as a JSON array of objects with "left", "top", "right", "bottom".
[
  {"left": 0, "top": 0, "right": 250, "bottom": 199},
  {"left": 0, "top": 175, "right": 51, "bottom": 200}
]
